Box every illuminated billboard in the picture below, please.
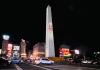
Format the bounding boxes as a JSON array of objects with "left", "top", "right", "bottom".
[
  {"left": 13, "top": 45, "right": 20, "bottom": 51},
  {"left": 13, "top": 51, "right": 20, "bottom": 58},
  {"left": 7, "top": 44, "right": 13, "bottom": 50},
  {"left": 7, "top": 44, "right": 13, "bottom": 57},
  {"left": 59, "top": 48, "right": 71, "bottom": 57},
  {"left": 74, "top": 49, "right": 80, "bottom": 54}
]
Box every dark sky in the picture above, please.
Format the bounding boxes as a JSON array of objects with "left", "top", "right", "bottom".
[{"left": 0, "top": 0, "right": 99, "bottom": 52}]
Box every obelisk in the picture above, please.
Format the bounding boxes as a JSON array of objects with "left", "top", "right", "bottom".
[{"left": 45, "top": 5, "right": 55, "bottom": 57}]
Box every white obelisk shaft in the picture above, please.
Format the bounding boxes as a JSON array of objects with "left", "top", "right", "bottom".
[{"left": 45, "top": 5, "right": 55, "bottom": 57}]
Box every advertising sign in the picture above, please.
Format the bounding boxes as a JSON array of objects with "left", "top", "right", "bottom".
[
  {"left": 13, "top": 51, "right": 20, "bottom": 58},
  {"left": 7, "top": 44, "right": 13, "bottom": 57},
  {"left": 13, "top": 45, "right": 20, "bottom": 51},
  {"left": 7, "top": 44, "right": 13, "bottom": 50},
  {"left": 59, "top": 48, "right": 71, "bottom": 57}
]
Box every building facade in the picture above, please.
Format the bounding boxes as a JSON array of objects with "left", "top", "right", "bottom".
[
  {"left": 33, "top": 42, "right": 45, "bottom": 59},
  {"left": 20, "top": 39, "right": 27, "bottom": 59}
]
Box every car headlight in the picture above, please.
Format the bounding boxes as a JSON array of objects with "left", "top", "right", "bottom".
[
  {"left": 8, "top": 60, "right": 11, "bottom": 63},
  {"left": 51, "top": 61, "right": 54, "bottom": 63}
]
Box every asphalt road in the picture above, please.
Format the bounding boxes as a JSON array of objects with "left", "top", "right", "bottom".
[
  {"left": 40, "top": 64, "right": 100, "bottom": 70},
  {"left": 0, "top": 63, "right": 100, "bottom": 70},
  {"left": 17, "top": 63, "right": 49, "bottom": 70},
  {"left": 0, "top": 64, "right": 17, "bottom": 70}
]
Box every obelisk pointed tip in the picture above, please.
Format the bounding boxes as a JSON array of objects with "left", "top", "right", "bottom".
[{"left": 47, "top": 5, "right": 51, "bottom": 8}]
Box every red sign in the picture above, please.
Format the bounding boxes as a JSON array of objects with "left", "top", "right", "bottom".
[
  {"left": 59, "top": 48, "right": 71, "bottom": 57},
  {"left": 7, "top": 44, "right": 13, "bottom": 50},
  {"left": 7, "top": 44, "right": 13, "bottom": 57}
]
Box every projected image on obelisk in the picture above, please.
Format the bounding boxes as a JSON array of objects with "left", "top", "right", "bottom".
[{"left": 45, "top": 5, "right": 55, "bottom": 57}]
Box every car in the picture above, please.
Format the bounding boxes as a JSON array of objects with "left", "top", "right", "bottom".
[
  {"left": 34, "top": 57, "right": 54, "bottom": 65},
  {"left": 26, "top": 59, "right": 33, "bottom": 63},
  {"left": 81, "top": 60, "right": 92, "bottom": 64},
  {"left": 11, "top": 58, "right": 22, "bottom": 64},
  {"left": 0, "top": 57, "right": 11, "bottom": 67},
  {"left": 92, "top": 60, "right": 100, "bottom": 65}
]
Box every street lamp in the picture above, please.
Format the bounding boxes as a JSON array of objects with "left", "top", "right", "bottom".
[
  {"left": 97, "top": 52, "right": 100, "bottom": 54},
  {"left": 2, "top": 35, "right": 10, "bottom": 40}
]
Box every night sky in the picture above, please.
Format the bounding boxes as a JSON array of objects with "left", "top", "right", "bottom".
[{"left": 0, "top": 0, "right": 99, "bottom": 54}]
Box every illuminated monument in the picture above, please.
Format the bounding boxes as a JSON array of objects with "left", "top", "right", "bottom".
[{"left": 45, "top": 5, "right": 55, "bottom": 57}]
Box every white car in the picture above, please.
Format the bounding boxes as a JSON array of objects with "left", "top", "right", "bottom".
[
  {"left": 81, "top": 60, "right": 92, "bottom": 64},
  {"left": 34, "top": 58, "right": 54, "bottom": 64}
]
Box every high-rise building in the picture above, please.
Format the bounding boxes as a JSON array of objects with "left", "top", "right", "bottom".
[
  {"left": 2, "top": 40, "right": 9, "bottom": 54},
  {"left": 33, "top": 42, "right": 45, "bottom": 59},
  {"left": 45, "top": 5, "right": 55, "bottom": 57},
  {"left": 20, "top": 39, "right": 27, "bottom": 58},
  {"left": 1, "top": 35, "right": 10, "bottom": 56}
]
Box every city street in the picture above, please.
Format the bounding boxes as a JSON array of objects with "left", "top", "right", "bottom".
[
  {"left": 0, "top": 62, "right": 100, "bottom": 70},
  {"left": 0, "top": 0, "right": 99, "bottom": 70},
  {"left": 0, "top": 64, "right": 17, "bottom": 70},
  {"left": 39, "top": 64, "right": 100, "bottom": 70}
]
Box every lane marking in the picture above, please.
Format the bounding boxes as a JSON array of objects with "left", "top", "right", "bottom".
[
  {"left": 32, "top": 65, "right": 52, "bottom": 70},
  {"left": 25, "top": 62, "right": 52, "bottom": 70},
  {"left": 26, "top": 63, "right": 52, "bottom": 70},
  {"left": 26, "top": 62, "right": 100, "bottom": 70},
  {"left": 15, "top": 64, "right": 23, "bottom": 70}
]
